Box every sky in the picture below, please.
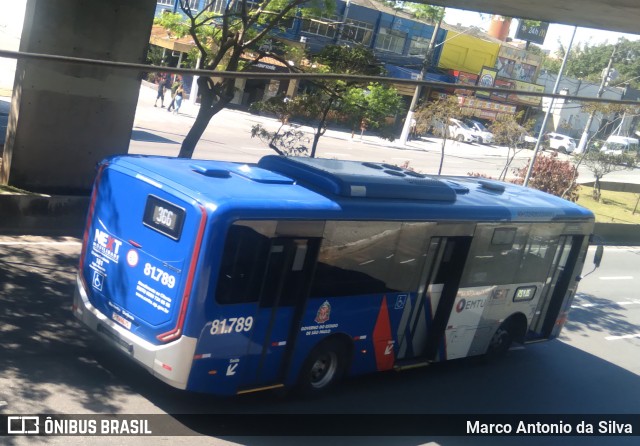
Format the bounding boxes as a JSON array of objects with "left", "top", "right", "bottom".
[{"left": 443, "top": 7, "right": 640, "bottom": 53}]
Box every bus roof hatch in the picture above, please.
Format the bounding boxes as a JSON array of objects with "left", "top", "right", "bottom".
[{"left": 258, "top": 156, "right": 457, "bottom": 202}]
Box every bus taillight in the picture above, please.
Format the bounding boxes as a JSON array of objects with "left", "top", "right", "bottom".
[{"left": 78, "top": 163, "right": 108, "bottom": 291}]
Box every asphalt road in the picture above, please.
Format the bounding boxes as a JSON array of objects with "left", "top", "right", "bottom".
[
  {"left": 127, "top": 86, "right": 640, "bottom": 185},
  {"left": 1, "top": 236, "right": 638, "bottom": 445}
]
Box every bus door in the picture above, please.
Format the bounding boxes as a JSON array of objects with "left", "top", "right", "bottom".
[
  {"left": 529, "top": 235, "right": 584, "bottom": 339},
  {"left": 396, "top": 236, "right": 446, "bottom": 361},
  {"left": 422, "top": 237, "right": 473, "bottom": 360},
  {"left": 241, "top": 237, "right": 320, "bottom": 389}
]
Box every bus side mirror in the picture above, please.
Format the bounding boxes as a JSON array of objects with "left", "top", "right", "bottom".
[{"left": 594, "top": 245, "right": 604, "bottom": 268}]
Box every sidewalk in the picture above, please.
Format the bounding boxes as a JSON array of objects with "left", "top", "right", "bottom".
[{"left": 136, "top": 82, "right": 536, "bottom": 163}]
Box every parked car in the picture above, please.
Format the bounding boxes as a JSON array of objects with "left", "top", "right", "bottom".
[
  {"left": 544, "top": 132, "right": 576, "bottom": 154},
  {"left": 517, "top": 127, "right": 538, "bottom": 149},
  {"left": 601, "top": 135, "right": 639, "bottom": 156},
  {"left": 463, "top": 119, "right": 494, "bottom": 145},
  {"left": 449, "top": 118, "right": 479, "bottom": 143}
]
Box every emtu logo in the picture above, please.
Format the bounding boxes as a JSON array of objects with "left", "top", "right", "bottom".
[{"left": 456, "top": 299, "right": 467, "bottom": 313}]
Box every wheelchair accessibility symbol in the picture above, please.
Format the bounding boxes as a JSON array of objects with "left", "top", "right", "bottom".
[{"left": 92, "top": 271, "right": 105, "bottom": 291}]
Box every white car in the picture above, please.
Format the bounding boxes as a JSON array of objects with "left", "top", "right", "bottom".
[
  {"left": 464, "top": 119, "right": 494, "bottom": 145},
  {"left": 601, "top": 135, "right": 639, "bottom": 156},
  {"left": 448, "top": 118, "right": 479, "bottom": 143},
  {"left": 544, "top": 133, "right": 576, "bottom": 154}
]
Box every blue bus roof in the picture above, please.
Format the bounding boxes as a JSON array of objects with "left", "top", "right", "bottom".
[{"left": 108, "top": 155, "right": 594, "bottom": 223}]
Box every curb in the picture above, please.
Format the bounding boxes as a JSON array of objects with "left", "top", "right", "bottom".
[{"left": 0, "top": 194, "right": 89, "bottom": 237}]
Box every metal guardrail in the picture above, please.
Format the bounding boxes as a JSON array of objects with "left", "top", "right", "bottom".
[{"left": 1, "top": 48, "right": 640, "bottom": 106}]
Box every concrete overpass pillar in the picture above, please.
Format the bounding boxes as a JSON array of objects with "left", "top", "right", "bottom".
[{"left": 1, "top": 0, "right": 156, "bottom": 194}]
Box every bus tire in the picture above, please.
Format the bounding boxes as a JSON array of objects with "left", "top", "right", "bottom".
[
  {"left": 486, "top": 322, "right": 513, "bottom": 358},
  {"left": 296, "top": 338, "right": 347, "bottom": 396}
]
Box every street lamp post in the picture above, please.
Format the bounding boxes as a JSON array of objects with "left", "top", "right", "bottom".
[
  {"left": 576, "top": 44, "right": 618, "bottom": 153},
  {"left": 398, "top": 17, "right": 442, "bottom": 146},
  {"left": 523, "top": 26, "right": 577, "bottom": 187}
]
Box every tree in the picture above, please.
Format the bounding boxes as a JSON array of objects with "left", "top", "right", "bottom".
[
  {"left": 565, "top": 102, "right": 640, "bottom": 198},
  {"left": 580, "top": 151, "right": 635, "bottom": 201},
  {"left": 340, "top": 82, "right": 403, "bottom": 140},
  {"left": 249, "top": 95, "right": 310, "bottom": 155},
  {"left": 414, "top": 95, "right": 463, "bottom": 175},
  {"left": 489, "top": 112, "right": 533, "bottom": 180},
  {"left": 250, "top": 45, "right": 400, "bottom": 157},
  {"left": 542, "top": 38, "right": 640, "bottom": 89},
  {"left": 404, "top": 4, "right": 445, "bottom": 23},
  {"left": 155, "top": 0, "right": 333, "bottom": 159}
]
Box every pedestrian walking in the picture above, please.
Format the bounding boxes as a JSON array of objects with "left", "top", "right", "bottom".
[
  {"left": 167, "top": 76, "right": 182, "bottom": 112},
  {"left": 172, "top": 84, "right": 185, "bottom": 115},
  {"left": 409, "top": 118, "right": 417, "bottom": 141},
  {"left": 154, "top": 74, "right": 167, "bottom": 108}
]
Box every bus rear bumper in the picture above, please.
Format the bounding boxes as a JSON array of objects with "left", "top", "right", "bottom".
[{"left": 72, "top": 275, "right": 196, "bottom": 390}]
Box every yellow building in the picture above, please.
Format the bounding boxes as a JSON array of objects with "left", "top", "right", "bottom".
[{"left": 438, "top": 26, "right": 501, "bottom": 74}]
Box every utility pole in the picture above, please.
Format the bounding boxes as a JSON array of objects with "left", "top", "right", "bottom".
[
  {"left": 523, "top": 26, "right": 577, "bottom": 187},
  {"left": 398, "top": 17, "right": 442, "bottom": 146},
  {"left": 576, "top": 43, "right": 618, "bottom": 153}
]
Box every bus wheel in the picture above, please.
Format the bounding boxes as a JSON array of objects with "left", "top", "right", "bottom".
[
  {"left": 486, "top": 323, "right": 513, "bottom": 358},
  {"left": 297, "top": 339, "right": 347, "bottom": 396}
]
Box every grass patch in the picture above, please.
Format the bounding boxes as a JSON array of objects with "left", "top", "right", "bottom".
[{"left": 577, "top": 186, "right": 640, "bottom": 224}]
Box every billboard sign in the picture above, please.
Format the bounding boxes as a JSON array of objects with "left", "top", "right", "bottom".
[
  {"left": 476, "top": 67, "right": 498, "bottom": 99},
  {"left": 515, "top": 20, "right": 549, "bottom": 46},
  {"left": 507, "top": 80, "right": 544, "bottom": 106}
]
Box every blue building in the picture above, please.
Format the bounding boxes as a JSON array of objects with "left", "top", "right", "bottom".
[{"left": 152, "top": 0, "right": 450, "bottom": 105}]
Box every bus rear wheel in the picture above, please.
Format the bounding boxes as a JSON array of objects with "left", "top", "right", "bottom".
[{"left": 297, "top": 338, "right": 347, "bottom": 396}]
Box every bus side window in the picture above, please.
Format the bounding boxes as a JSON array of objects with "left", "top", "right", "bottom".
[
  {"left": 216, "top": 225, "right": 271, "bottom": 304},
  {"left": 310, "top": 221, "right": 401, "bottom": 298},
  {"left": 516, "top": 234, "right": 559, "bottom": 283},
  {"left": 461, "top": 226, "right": 528, "bottom": 287}
]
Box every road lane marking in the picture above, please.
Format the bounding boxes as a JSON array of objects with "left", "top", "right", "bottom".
[
  {"left": 571, "top": 300, "right": 640, "bottom": 309},
  {"left": 599, "top": 276, "right": 633, "bottom": 280},
  {"left": 605, "top": 333, "right": 640, "bottom": 341}
]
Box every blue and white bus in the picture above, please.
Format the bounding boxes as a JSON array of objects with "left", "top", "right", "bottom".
[{"left": 73, "top": 155, "right": 598, "bottom": 396}]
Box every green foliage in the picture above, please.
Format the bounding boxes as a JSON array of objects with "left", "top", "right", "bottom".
[
  {"left": 405, "top": 4, "right": 445, "bottom": 23},
  {"left": 512, "top": 153, "right": 580, "bottom": 202},
  {"left": 414, "top": 96, "right": 462, "bottom": 175},
  {"left": 579, "top": 150, "right": 636, "bottom": 200},
  {"left": 489, "top": 112, "right": 534, "bottom": 180},
  {"left": 542, "top": 38, "right": 640, "bottom": 89},
  {"left": 250, "top": 123, "right": 310, "bottom": 156},
  {"left": 250, "top": 95, "right": 303, "bottom": 125},
  {"left": 340, "top": 83, "right": 403, "bottom": 137},
  {"left": 490, "top": 112, "right": 531, "bottom": 148},
  {"left": 160, "top": 0, "right": 337, "bottom": 158},
  {"left": 414, "top": 95, "right": 461, "bottom": 136},
  {"left": 146, "top": 45, "right": 166, "bottom": 67},
  {"left": 315, "top": 45, "right": 385, "bottom": 76},
  {"left": 250, "top": 44, "right": 398, "bottom": 157}
]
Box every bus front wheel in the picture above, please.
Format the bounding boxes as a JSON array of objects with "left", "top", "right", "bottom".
[{"left": 297, "top": 338, "right": 347, "bottom": 396}]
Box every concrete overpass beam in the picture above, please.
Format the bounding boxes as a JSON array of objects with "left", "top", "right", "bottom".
[{"left": 1, "top": 0, "right": 156, "bottom": 194}]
